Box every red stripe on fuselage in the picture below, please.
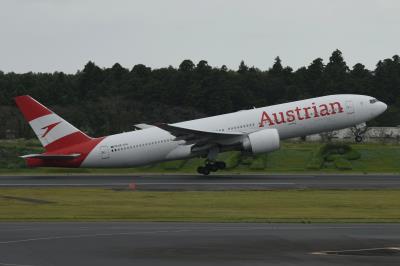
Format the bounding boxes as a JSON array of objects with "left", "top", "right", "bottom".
[
  {"left": 27, "top": 137, "right": 105, "bottom": 168},
  {"left": 14, "top": 95, "right": 52, "bottom": 122},
  {"left": 44, "top": 131, "right": 92, "bottom": 152}
]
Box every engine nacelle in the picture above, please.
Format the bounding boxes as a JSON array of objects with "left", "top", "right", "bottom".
[
  {"left": 242, "top": 129, "right": 280, "bottom": 154},
  {"left": 166, "top": 144, "right": 193, "bottom": 160}
]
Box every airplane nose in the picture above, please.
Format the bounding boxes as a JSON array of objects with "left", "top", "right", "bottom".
[
  {"left": 381, "top": 102, "right": 387, "bottom": 112},
  {"left": 376, "top": 102, "right": 387, "bottom": 115}
]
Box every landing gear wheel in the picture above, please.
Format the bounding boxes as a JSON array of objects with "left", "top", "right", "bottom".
[
  {"left": 198, "top": 157, "right": 227, "bottom": 175},
  {"left": 209, "top": 164, "right": 219, "bottom": 172},
  {"left": 216, "top": 161, "right": 226, "bottom": 170},
  {"left": 197, "top": 166, "right": 210, "bottom": 175},
  {"left": 203, "top": 167, "right": 210, "bottom": 175},
  {"left": 355, "top": 135, "right": 363, "bottom": 143}
]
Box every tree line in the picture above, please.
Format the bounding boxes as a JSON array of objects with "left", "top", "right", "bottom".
[{"left": 0, "top": 49, "right": 399, "bottom": 139}]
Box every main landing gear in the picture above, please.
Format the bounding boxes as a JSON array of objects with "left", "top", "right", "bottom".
[
  {"left": 197, "top": 161, "right": 226, "bottom": 175},
  {"left": 197, "top": 146, "right": 226, "bottom": 175}
]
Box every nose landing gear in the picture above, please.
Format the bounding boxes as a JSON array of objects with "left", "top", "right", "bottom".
[
  {"left": 197, "top": 161, "right": 226, "bottom": 175},
  {"left": 355, "top": 135, "right": 363, "bottom": 143},
  {"left": 351, "top": 123, "right": 368, "bottom": 143}
]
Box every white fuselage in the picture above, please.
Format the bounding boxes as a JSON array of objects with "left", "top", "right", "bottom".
[{"left": 81, "top": 94, "right": 387, "bottom": 168}]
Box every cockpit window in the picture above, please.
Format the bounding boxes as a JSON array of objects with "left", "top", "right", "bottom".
[{"left": 369, "top": 98, "right": 378, "bottom": 104}]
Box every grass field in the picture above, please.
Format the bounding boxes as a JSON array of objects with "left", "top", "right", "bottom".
[
  {"left": 0, "top": 188, "right": 399, "bottom": 222},
  {"left": 0, "top": 139, "right": 400, "bottom": 174}
]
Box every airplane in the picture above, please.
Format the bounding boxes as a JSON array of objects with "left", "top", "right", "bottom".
[{"left": 15, "top": 94, "right": 387, "bottom": 175}]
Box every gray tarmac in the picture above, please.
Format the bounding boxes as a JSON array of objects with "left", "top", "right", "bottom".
[
  {"left": 0, "top": 174, "right": 400, "bottom": 190},
  {"left": 0, "top": 222, "right": 399, "bottom": 266}
]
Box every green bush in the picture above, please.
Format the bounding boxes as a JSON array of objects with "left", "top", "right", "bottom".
[
  {"left": 0, "top": 139, "right": 44, "bottom": 169},
  {"left": 249, "top": 156, "right": 266, "bottom": 170},
  {"left": 318, "top": 143, "right": 361, "bottom": 169},
  {"left": 306, "top": 146, "right": 326, "bottom": 170},
  {"left": 325, "top": 154, "right": 341, "bottom": 162},
  {"left": 161, "top": 160, "right": 187, "bottom": 170},
  {"left": 320, "top": 143, "right": 351, "bottom": 156},
  {"left": 307, "top": 143, "right": 361, "bottom": 170},
  {"left": 24, "top": 139, "right": 41, "bottom": 147},
  {"left": 334, "top": 158, "right": 352, "bottom": 170},
  {"left": 43, "top": 168, "right": 91, "bottom": 173},
  {"left": 306, "top": 157, "right": 323, "bottom": 170},
  {"left": 344, "top": 150, "right": 361, "bottom": 160},
  {"left": 225, "top": 152, "right": 241, "bottom": 169},
  {"left": 240, "top": 155, "right": 253, "bottom": 165}
]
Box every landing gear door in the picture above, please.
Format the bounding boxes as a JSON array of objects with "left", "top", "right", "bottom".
[
  {"left": 345, "top": 100, "right": 355, "bottom": 114},
  {"left": 100, "top": 145, "right": 110, "bottom": 159}
]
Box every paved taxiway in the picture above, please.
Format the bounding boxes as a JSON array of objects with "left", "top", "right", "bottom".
[
  {"left": 0, "top": 223, "right": 399, "bottom": 266},
  {"left": 1, "top": 174, "right": 400, "bottom": 190}
]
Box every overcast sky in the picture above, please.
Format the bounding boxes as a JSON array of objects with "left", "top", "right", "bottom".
[{"left": 1, "top": 0, "right": 399, "bottom": 73}]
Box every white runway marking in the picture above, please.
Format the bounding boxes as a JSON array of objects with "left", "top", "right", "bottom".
[
  {"left": 0, "top": 262, "right": 36, "bottom": 266},
  {"left": 0, "top": 182, "right": 295, "bottom": 186},
  {"left": 311, "top": 246, "right": 400, "bottom": 255},
  {"left": 0, "top": 184, "right": 128, "bottom": 186},
  {"left": 138, "top": 182, "right": 296, "bottom": 185},
  {"left": 0, "top": 230, "right": 190, "bottom": 244}
]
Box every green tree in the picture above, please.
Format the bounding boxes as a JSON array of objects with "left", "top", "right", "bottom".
[
  {"left": 269, "top": 56, "right": 283, "bottom": 75},
  {"left": 2, "top": 51, "right": 400, "bottom": 138},
  {"left": 237, "top": 60, "right": 248, "bottom": 73},
  {"left": 323, "top": 49, "right": 350, "bottom": 94},
  {"left": 179, "top": 60, "right": 195, "bottom": 72}
]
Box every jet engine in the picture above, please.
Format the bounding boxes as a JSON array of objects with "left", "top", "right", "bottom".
[
  {"left": 242, "top": 129, "right": 280, "bottom": 154},
  {"left": 166, "top": 144, "right": 193, "bottom": 160}
]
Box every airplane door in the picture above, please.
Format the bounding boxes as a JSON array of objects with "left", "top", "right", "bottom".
[
  {"left": 100, "top": 145, "right": 110, "bottom": 159},
  {"left": 345, "top": 100, "right": 355, "bottom": 114}
]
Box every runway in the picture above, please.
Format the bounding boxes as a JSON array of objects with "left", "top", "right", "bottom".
[
  {"left": 0, "top": 222, "right": 399, "bottom": 266},
  {"left": 1, "top": 174, "right": 400, "bottom": 190}
]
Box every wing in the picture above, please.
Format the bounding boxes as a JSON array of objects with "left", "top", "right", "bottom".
[
  {"left": 154, "top": 123, "right": 245, "bottom": 150},
  {"left": 156, "top": 123, "right": 243, "bottom": 139}
]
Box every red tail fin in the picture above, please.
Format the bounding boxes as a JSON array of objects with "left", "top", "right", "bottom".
[{"left": 15, "top": 95, "right": 92, "bottom": 152}]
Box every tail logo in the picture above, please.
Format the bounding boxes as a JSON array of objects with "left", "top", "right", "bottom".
[{"left": 41, "top": 121, "right": 61, "bottom": 138}]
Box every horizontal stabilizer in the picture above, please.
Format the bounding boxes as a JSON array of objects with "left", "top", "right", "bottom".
[{"left": 20, "top": 153, "right": 81, "bottom": 160}]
